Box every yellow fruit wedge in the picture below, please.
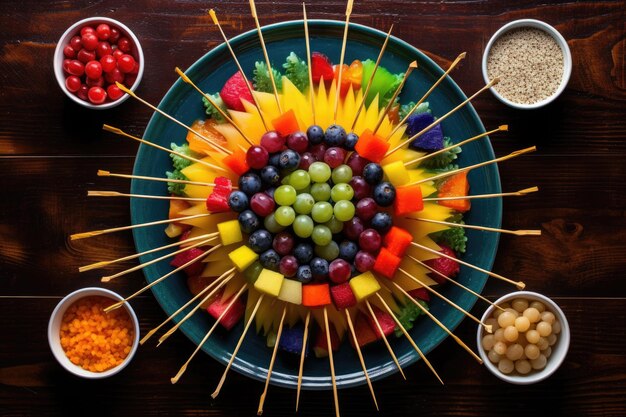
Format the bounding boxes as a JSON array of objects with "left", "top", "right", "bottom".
[
  {"left": 228, "top": 245, "right": 259, "bottom": 271},
  {"left": 350, "top": 271, "right": 381, "bottom": 302},
  {"left": 278, "top": 278, "right": 302, "bottom": 305},
  {"left": 217, "top": 220, "right": 242, "bottom": 246},
  {"left": 254, "top": 269, "right": 284, "bottom": 298}
]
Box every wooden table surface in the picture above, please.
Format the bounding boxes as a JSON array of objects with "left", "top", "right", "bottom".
[{"left": 1, "top": 0, "right": 625, "bottom": 416}]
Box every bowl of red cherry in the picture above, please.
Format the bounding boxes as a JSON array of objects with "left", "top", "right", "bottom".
[{"left": 54, "top": 17, "right": 144, "bottom": 109}]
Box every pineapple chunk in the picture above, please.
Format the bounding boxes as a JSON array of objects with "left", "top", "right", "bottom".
[
  {"left": 217, "top": 220, "right": 243, "bottom": 246},
  {"left": 254, "top": 269, "right": 284, "bottom": 297},
  {"left": 278, "top": 279, "right": 302, "bottom": 305},
  {"left": 228, "top": 245, "right": 259, "bottom": 272},
  {"left": 349, "top": 271, "right": 381, "bottom": 302},
  {"left": 382, "top": 160, "right": 410, "bottom": 186}
]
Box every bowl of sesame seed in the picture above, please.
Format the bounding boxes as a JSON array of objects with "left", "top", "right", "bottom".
[{"left": 482, "top": 19, "right": 572, "bottom": 109}]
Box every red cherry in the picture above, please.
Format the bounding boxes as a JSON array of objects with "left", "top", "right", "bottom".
[
  {"left": 104, "top": 68, "right": 124, "bottom": 84},
  {"left": 109, "top": 27, "right": 120, "bottom": 43},
  {"left": 81, "top": 33, "right": 99, "bottom": 51},
  {"left": 117, "top": 54, "right": 135, "bottom": 73},
  {"left": 117, "top": 37, "right": 132, "bottom": 53},
  {"left": 112, "top": 48, "right": 124, "bottom": 59},
  {"left": 76, "top": 84, "right": 89, "bottom": 101},
  {"left": 86, "top": 76, "right": 104, "bottom": 88},
  {"left": 96, "top": 41, "right": 112, "bottom": 58},
  {"left": 124, "top": 74, "right": 137, "bottom": 88},
  {"left": 62, "top": 59, "right": 71, "bottom": 73},
  {"left": 106, "top": 84, "right": 124, "bottom": 101},
  {"left": 95, "top": 23, "right": 111, "bottom": 40},
  {"left": 69, "top": 35, "right": 82, "bottom": 50},
  {"left": 80, "top": 26, "right": 95, "bottom": 36},
  {"left": 65, "top": 75, "right": 81, "bottom": 93},
  {"left": 63, "top": 45, "right": 76, "bottom": 58},
  {"left": 66, "top": 60, "right": 84, "bottom": 76},
  {"left": 85, "top": 60, "right": 103, "bottom": 79},
  {"left": 77, "top": 48, "right": 96, "bottom": 64},
  {"left": 87, "top": 86, "right": 107, "bottom": 104},
  {"left": 100, "top": 55, "right": 116, "bottom": 73}
]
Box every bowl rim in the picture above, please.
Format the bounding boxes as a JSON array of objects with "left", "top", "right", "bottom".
[
  {"left": 47, "top": 287, "right": 140, "bottom": 379},
  {"left": 481, "top": 18, "right": 572, "bottom": 110},
  {"left": 53, "top": 16, "right": 145, "bottom": 110},
  {"left": 476, "top": 290, "right": 570, "bottom": 384}
]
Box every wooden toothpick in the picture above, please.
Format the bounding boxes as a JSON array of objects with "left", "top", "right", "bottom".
[
  {"left": 364, "top": 300, "right": 406, "bottom": 380},
  {"left": 385, "top": 78, "right": 500, "bottom": 157},
  {"left": 97, "top": 169, "right": 235, "bottom": 189},
  {"left": 403, "top": 125, "right": 508, "bottom": 167},
  {"left": 406, "top": 217, "right": 542, "bottom": 236},
  {"left": 423, "top": 186, "right": 539, "bottom": 202},
  {"left": 102, "top": 124, "right": 228, "bottom": 173},
  {"left": 333, "top": 0, "right": 355, "bottom": 122},
  {"left": 373, "top": 61, "right": 418, "bottom": 134},
  {"left": 295, "top": 310, "right": 311, "bottom": 412},
  {"left": 171, "top": 283, "right": 248, "bottom": 383},
  {"left": 115, "top": 82, "right": 232, "bottom": 155},
  {"left": 212, "top": 294, "right": 265, "bottom": 399},
  {"left": 87, "top": 190, "right": 205, "bottom": 202},
  {"left": 302, "top": 2, "right": 315, "bottom": 124},
  {"left": 258, "top": 304, "right": 288, "bottom": 415},
  {"left": 344, "top": 309, "right": 378, "bottom": 410},
  {"left": 323, "top": 306, "right": 341, "bottom": 417}
]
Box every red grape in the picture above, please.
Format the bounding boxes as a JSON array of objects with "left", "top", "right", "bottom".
[
  {"left": 355, "top": 197, "right": 378, "bottom": 221},
  {"left": 355, "top": 251, "right": 376, "bottom": 273},
  {"left": 359, "top": 229, "right": 382, "bottom": 253},
  {"left": 250, "top": 192, "right": 275, "bottom": 217},
  {"left": 273, "top": 231, "right": 295, "bottom": 256},
  {"left": 299, "top": 152, "right": 315, "bottom": 170},
  {"left": 246, "top": 145, "right": 269, "bottom": 169},
  {"left": 279, "top": 255, "right": 298, "bottom": 277},
  {"left": 346, "top": 152, "right": 370, "bottom": 176},
  {"left": 328, "top": 259, "right": 351, "bottom": 284},
  {"left": 323, "top": 147, "right": 346, "bottom": 168},
  {"left": 260, "top": 131, "right": 285, "bottom": 153},
  {"left": 286, "top": 131, "right": 309, "bottom": 153},
  {"left": 310, "top": 143, "right": 327, "bottom": 161},
  {"left": 343, "top": 217, "right": 364, "bottom": 241},
  {"left": 350, "top": 176, "right": 371, "bottom": 200}
]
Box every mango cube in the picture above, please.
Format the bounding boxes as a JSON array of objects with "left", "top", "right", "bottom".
[
  {"left": 349, "top": 271, "right": 381, "bottom": 302},
  {"left": 278, "top": 279, "right": 302, "bottom": 305},
  {"left": 254, "top": 268, "right": 284, "bottom": 297},
  {"left": 228, "top": 245, "right": 259, "bottom": 272},
  {"left": 217, "top": 220, "right": 243, "bottom": 246},
  {"left": 382, "top": 160, "right": 410, "bottom": 186}
]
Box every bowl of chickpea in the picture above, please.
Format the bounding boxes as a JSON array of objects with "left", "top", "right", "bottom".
[{"left": 476, "top": 291, "right": 570, "bottom": 384}]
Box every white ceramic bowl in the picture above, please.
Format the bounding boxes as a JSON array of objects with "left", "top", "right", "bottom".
[
  {"left": 53, "top": 16, "right": 144, "bottom": 109},
  {"left": 48, "top": 287, "right": 140, "bottom": 378},
  {"left": 482, "top": 19, "right": 572, "bottom": 109},
  {"left": 477, "top": 291, "right": 570, "bottom": 384}
]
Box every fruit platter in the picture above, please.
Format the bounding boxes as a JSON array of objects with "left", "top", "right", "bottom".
[{"left": 70, "top": 1, "right": 541, "bottom": 414}]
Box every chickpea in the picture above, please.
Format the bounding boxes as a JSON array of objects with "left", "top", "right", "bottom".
[
  {"left": 512, "top": 298, "right": 529, "bottom": 313},
  {"left": 523, "top": 307, "right": 541, "bottom": 323},
  {"left": 498, "top": 358, "right": 515, "bottom": 374},
  {"left": 515, "top": 359, "right": 532, "bottom": 375},
  {"left": 530, "top": 301, "right": 545, "bottom": 313},
  {"left": 515, "top": 316, "right": 530, "bottom": 332},
  {"left": 524, "top": 344, "right": 540, "bottom": 360},
  {"left": 503, "top": 326, "right": 519, "bottom": 342},
  {"left": 536, "top": 321, "right": 552, "bottom": 337},
  {"left": 482, "top": 334, "right": 495, "bottom": 350},
  {"left": 506, "top": 343, "right": 524, "bottom": 361}
]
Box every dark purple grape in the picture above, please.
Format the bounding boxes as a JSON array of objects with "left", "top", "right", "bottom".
[
  {"left": 344, "top": 217, "right": 365, "bottom": 241},
  {"left": 279, "top": 255, "right": 298, "bottom": 277},
  {"left": 354, "top": 250, "right": 376, "bottom": 273},
  {"left": 287, "top": 131, "right": 309, "bottom": 153},
  {"left": 346, "top": 152, "right": 370, "bottom": 176},
  {"left": 349, "top": 176, "right": 371, "bottom": 200},
  {"left": 359, "top": 229, "right": 382, "bottom": 253},
  {"left": 273, "top": 231, "right": 295, "bottom": 256},
  {"left": 355, "top": 197, "right": 378, "bottom": 221}
]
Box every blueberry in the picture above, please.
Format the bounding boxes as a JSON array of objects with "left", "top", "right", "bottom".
[
  {"left": 310, "top": 257, "right": 329, "bottom": 279},
  {"left": 373, "top": 181, "right": 396, "bottom": 207},
  {"left": 293, "top": 243, "right": 314, "bottom": 264},
  {"left": 238, "top": 210, "right": 260, "bottom": 234},
  {"left": 344, "top": 132, "right": 358, "bottom": 150},
  {"left": 260, "top": 249, "right": 281, "bottom": 271},
  {"left": 264, "top": 187, "right": 276, "bottom": 199},
  {"left": 239, "top": 172, "right": 262, "bottom": 196},
  {"left": 227, "top": 190, "right": 249, "bottom": 213},
  {"left": 248, "top": 229, "right": 273, "bottom": 253},
  {"left": 296, "top": 265, "right": 313, "bottom": 284},
  {"left": 260, "top": 165, "right": 281, "bottom": 186},
  {"left": 268, "top": 152, "right": 281, "bottom": 167},
  {"left": 324, "top": 124, "right": 347, "bottom": 147},
  {"left": 307, "top": 125, "right": 325, "bottom": 145},
  {"left": 363, "top": 163, "right": 383, "bottom": 185},
  {"left": 339, "top": 240, "right": 358, "bottom": 262},
  {"left": 371, "top": 212, "right": 393, "bottom": 234},
  {"left": 278, "top": 149, "right": 301, "bottom": 172}
]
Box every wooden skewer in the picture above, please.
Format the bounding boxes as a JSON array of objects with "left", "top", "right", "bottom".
[
  {"left": 208, "top": 10, "right": 269, "bottom": 131},
  {"left": 350, "top": 25, "right": 393, "bottom": 131},
  {"left": 385, "top": 78, "right": 500, "bottom": 157},
  {"left": 114, "top": 82, "right": 232, "bottom": 155},
  {"left": 408, "top": 146, "right": 537, "bottom": 187},
  {"left": 249, "top": 0, "right": 282, "bottom": 113},
  {"left": 333, "top": 0, "right": 355, "bottom": 122},
  {"left": 295, "top": 310, "right": 311, "bottom": 412},
  {"left": 258, "top": 304, "right": 288, "bottom": 415},
  {"left": 97, "top": 169, "right": 235, "bottom": 189},
  {"left": 71, "top": 213, "right": 212, "bottom": 241},
  {"left": 406, "top": 217, "right": 541, "bottom": 236},
  {"left": 87, "top": 190, "right": 205, "bottom": 202},
  {"left": 158, "top": 269, "right": 236, "bottom": 346},
  {"left": 373, "top": 61, "right": 418, "bottom": 134},
  {"left": 344, "top": 309, "right": 378, "bottom": 410},
  {"left": 397, "top": 267, "right": 493, "bottom": 332},
  {"left": 323, "top": 306, "right": 341, "bottom": 417},
  {"left": 406, "top": 254, "right": 504, "bottom": 313},
  {"left": 79, "top": 232, "right": 216, "bottom": 272},
  {"left": 403, "top": 125, "right": 508, "bottom": 167},
  {"left": 101, "top": 234, "right": 218, "bottom": 282},
  {"left": 409, "top": 241, "right": 525, "bottom": 290},
  {"left": 364, "top": 300, "right": 406, "bottom": 380},
  {"left": 212, "top": 294, "right": 265, "bottom": 399},
  {"left": 175, "top": 68, "right": 256, "bottom": 146},
  {"left": 390, "top": 281, "right": 483, "bottom": 363},
  {"left": 424, "top": 186, "right": 539, "bottom": 202},
  {"left": 302, "top": 2, "right": 315, "bottom": 125},
  {"left": 102, "top": 124, "right": 228, "bottom": 173},
  {"left": 388, "top": 52, "right": 467, "bottom": 140},
  {"left": 171, "top": 283, "right": 248, "bottom": 383},
  {"left": 103, "top": 243, "right": 223, "bottom": 312},
  {"left": 375, "top": 293, "right": 444, "bottom": 384}
]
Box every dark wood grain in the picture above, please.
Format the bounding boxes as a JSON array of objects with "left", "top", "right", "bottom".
[{"left": 1, "top": 0, "right": 625, "bottom": 416}]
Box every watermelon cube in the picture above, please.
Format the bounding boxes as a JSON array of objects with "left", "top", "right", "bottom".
[
  {"left": 170, "top": 247, "right": 205, "bottom": 277},
  {"left": 366, "top": 306, "right": 396, "bottom": 338},
  {"left": 313, "top": 324, "right": 340, "bottom": 358},
  {"left": 349, "top": 314, "right": 378, "bottom": 348},
  {"left": 205, "top": 192, "right": 229, "bottom": 213},
  {"left": 272, "top": 109, "right": 301, "bottom": 136},
  {"left": 302, "top": 283, "right": 331, "bottom": 307},
  {"left": 383, "top": 226, "right": 413, "bottom": 257},
  {"left": 373, "top": 247, "right": 402, "bottom": 279},
  {"left": 207, "top": 292, "right": 245, "bottom": 331},
  {"left": 408, "top": 287, "right": 430, "bottom": 302},
  {"left": 330, "top": 282, "right": 357, "bottom": 309},
  {"left": 354, "top": 129, "right": 390, "bottom": 163},
  {"left": 278, "top": 325, "right": 307, "bottom": 356},
  {"left": 393, "top": 184, "right": 424, "bottom": 215}
]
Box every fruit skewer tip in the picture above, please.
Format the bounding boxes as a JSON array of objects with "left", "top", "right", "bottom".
[
  {"left": 344, "top": 309, "right": 378, "bottom": 410},
  {"left": 257, "top": 305, "right": 288, "bottom": 415}
]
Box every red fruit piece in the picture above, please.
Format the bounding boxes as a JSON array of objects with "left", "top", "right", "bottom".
[
  {"left": 373, "top": 247, "right": 402, "bottom": 279},
  {"left": 302, "top": 283, "right": 331, "bottom": 307},
  {"left": 219, "top": 72, "right": 253, "bottom": 111},
  {"left": 313, "top": 324, "right": 340, "bottom": 358},
  {"left": 354, "top": 129, "right": 390, "bottom": 163},
  {"left": 206, "top": 292, "right": 245, "bottom": 331},
  {"left": 424, "top": 244, "right": 460, "bottom": 283},
  {"left": 408, "top": 287, "right": 430, "bottom": 302},
  {"left": 365, "top": 306, "right": 396, "bottom": 338},
  {"left": 213, "top": 176, "right": 233, "bottom": 196},
  {"left": 393, "top": 184, "right": 424, "bottom": 216},
  {"left": 330, "top": 282, "right": 357, "bottom": 309},
  {"left": 383, "top": 226, "right": 413, "bottom": 257},
  {"left": 222, "top": 148, "right": 249, "bottom": 176},
  {"left": 311, "top": 52, "right": 334, "bottom": 84},
  {"left": 349, "top": 314, "right": 378, "bottom": 348},
  {"left": 170, "top": 247, "right": 205, "bottom": 277},
  {"left": 437, "top": 171, "right": 470, "bottom": 213},
  {"left": 205, "top": 193, "right": 229, "bottom": 213},
  {"left": 272, "top": 109, "right": 300, "bottom": 137}
]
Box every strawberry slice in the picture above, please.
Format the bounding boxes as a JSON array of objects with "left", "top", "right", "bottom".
[
  {"left": 311, "top": 52, "right": 334, "bottom": 84},
  {"left": 170, "top": 247, "right": 206, "bottom": 277},
  {"left": 219, "top": 72, "right": 253, "bottom": 111},
  {"left": 424, "top": 244, "right": 460, "bottom": 283}
]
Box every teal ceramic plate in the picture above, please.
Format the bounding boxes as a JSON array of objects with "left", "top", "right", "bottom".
[{"left": 131, "top": 20, "right": 501, "bottom": 389}]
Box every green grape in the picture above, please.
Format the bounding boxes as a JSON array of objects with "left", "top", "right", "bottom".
[
  {"left": 243, "top": 261, "right": 263, "bottom": 284},
  {"left": 308, "top": 161, "right": 331, "bottom": 183},
  {"left": 299, "top": 184, "right": 311, "bottom": 194},
  {"left": 331, "top": 164, "right": 353, "bottom": 184},
  {"left": 281, "top": 174, "right": 291, "bottom": 185},
  {"left": 293, "top": 215, "right": 314, "bottom": 238},
  {"left": 264, "top": 213, "right": 286, "bottom": 233},
  {"left": 310, "top": 183, "right": 331, "bottom": 202},
  {"left": 293, "top": 193, "right": 315, "bottom": 214},
  {"left": 311, "top": 202, "right": 334, "bottom": 223},
  {"left": 289, "top": 169, "right": 311, "bottom": 190},
  {"left": 275, "top": 205, "right": 296, "bottom": 226},
  {"left": 333, "top": 200, "right": 355, "bottom": 222},
  {"left": 311, "top": 225, "right": 332, "bottom": 246},
  {"left": 274, "top": 185, "right": 297, "bottom": 206},
  {"left": 330, "top": 183, "right": 354, "bottom": 202},
  {"left": 324, "top": 216, "right": 344, "bottom": 234},
  {"left": 315, "top": 241, "right": 340, "bottom": 261}
]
